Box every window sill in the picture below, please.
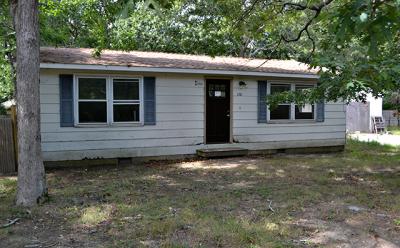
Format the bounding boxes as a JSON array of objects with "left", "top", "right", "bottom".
[
  {"left": 266, "top": 120, "right": 316, "bottom": 124},
  {"left": 111, "top": 123, "right": 144, "bottom": 127},
  {"left": 74, "top": 123, "right": 144, "bottom": 128}
]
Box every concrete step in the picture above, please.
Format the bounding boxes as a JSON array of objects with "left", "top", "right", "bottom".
[{"left": 196, "top": 147, "right": 248, "bottom": 158}]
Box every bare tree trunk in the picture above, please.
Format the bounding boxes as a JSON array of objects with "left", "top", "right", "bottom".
[
  {"left": 12, "top": 0, "right": 47, "bottom": 206},
  {"left": 397, "top": 95, "right": 400, "bottom": 127}
]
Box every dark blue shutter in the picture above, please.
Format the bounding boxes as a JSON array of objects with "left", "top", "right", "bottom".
[
  {"left": 144, "top": 77, "right": 156, "bottom": 125},
  {"left": 258, "top": 81, "right": 267, "bottom": 123},
  {"left": 59, "top": 74, "right": 74, "bottom": 127},
  {"left": 316, "top": 101, "right": 325, "bottom": 122},
  {"left": 316, "top": 82, "right": 325, "bottom": 122}
]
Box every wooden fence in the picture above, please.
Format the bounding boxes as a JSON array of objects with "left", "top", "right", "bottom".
[
  {"left": 346, "top": 102, "right": 371, "bottom": 133},
  {"left": 0, "top": 109, "right": 17, "bottom": 174},
  {"left": 383, "top": 110, "right": 399, "bottom": 127}
]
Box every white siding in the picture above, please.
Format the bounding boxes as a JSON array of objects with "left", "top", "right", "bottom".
[
  {"left": 40, "top": 71, "right": 346, "bottom": 161},
  {"left": 40, "top": 71, "right": 205, "bottom": 160},
  {"left": 366, "top": 93, "right": 383, "bottom": 117}
]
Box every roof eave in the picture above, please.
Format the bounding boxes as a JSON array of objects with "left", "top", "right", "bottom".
[{"left": 40, "top": 63, "right": 320, "bottom": 79}]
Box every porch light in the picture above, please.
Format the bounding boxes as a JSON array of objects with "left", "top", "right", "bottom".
[{"left": 239, "top": 81, "right": 247, "bottom": 89}]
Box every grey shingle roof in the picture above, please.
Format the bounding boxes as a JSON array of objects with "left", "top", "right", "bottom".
[{"left": 40, "top": 47, "right": 318, "bottom": 75}]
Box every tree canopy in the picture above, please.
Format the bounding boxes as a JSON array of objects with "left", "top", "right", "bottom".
[{"left": 1, "top": 0, "right": 399, "bottom": 109}]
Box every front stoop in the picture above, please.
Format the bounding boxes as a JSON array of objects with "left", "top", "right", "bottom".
[{"left": 196, "top": 147, "right": 249, "bottom": 158}]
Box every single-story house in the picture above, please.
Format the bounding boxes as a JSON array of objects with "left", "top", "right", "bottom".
[{"left": 39, "top": 47, "right": 346, "bottom": 162}]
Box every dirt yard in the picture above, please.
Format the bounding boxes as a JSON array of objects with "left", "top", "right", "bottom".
[{"left": 1, "top": 140, "right": 399, "bottom": 248}]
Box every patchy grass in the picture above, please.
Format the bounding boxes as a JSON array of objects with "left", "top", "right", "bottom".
[
  {"left": 0, "top": 140, "right": 399, "bottom": 247},
  {"left": 80, "top": 205, "right": 114, "bottom": 226},
  {"left": 388, "top": 126, "right": 400, "bottom": 135}
]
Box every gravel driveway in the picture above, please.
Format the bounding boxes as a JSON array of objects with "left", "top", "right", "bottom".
[{"left": 349, "top": 133, "right": 400, "bottom": 146}]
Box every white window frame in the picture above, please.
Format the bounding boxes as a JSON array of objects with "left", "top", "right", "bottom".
[
  {"left": 73, "top": 74, "right": 144, "bottom": 126},
  {"left": 267, "top": 81, "right": 316, "bottom": 122},
  {"left": 111, "top": 77, "right": 143, "bottom": 124}
]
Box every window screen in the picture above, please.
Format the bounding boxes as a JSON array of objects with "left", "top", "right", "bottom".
[
  {"left": 270, "top": 84, "right": 291, "bottom": 95},
  {"left": 270, "top": 105, "right": 291, "bottom": 120},
  {"left": 270, "top": 84, "right": 291, "bottom": 120},
  {"left": 79, "top": 102, "right": 107, "bottom": 123},
  {"left": 113, "top": 79, "right": 140, "bottom": 100},
  {"left": 295, "top": 85, "right": 314, "bottom": 120},
  {"left": 78, "top": 78, "right": 107, "bottom": 123},
  {"left": 112, "top": 78, "right": 141, "bottom": 122}
]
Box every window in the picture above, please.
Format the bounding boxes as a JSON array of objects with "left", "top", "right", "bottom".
[
  {"left": 268, "top": 83, "right": 315, "bottom": 121},
  {"left": 295, "top": 85, "right": 314, "bottom": 120},
  {"left": 112, "top": 78, "right": 140, "bottom": 122},
  {"left": 75, "top": 76, "right": 142, "bottom": 125},
  {"left": 78, "top": 77, "right": 107, "bottom": 123},
  {"left": 270, "top": 84, "right": 291, "bottom": 120},
  {"left": 208, "top": 83, "right": 226, "bottom": 98}
]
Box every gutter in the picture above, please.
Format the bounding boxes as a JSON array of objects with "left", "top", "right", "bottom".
[{"left": 40, "top": 63, "right": 320, "bottom": 79}]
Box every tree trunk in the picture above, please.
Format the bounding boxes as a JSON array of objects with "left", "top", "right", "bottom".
[
  {"left": 13, "top": 0, "right": 47, "bottom": 206},
  {"left": 397, "top": 98, "right": 400, "bottom": 127}
]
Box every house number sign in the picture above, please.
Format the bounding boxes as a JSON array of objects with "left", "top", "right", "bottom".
[{"left": 194, "top": 80, "right": 204, "bottom": 87}]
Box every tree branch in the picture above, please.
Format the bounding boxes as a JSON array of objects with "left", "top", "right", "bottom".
[
  {"left": 234, "top": 0, "right": 262, "bottom": 28},
  {"left": 305, "top": 29, "right": 315, "bottom": 54},
  {"left": 305, "top": 29, "right": 315, "bottom": 62},
  {"left": 233, "top": 0, "right": 334, "bottom": 59},
  {"left": 280, "top": 2, "right": 307, "bottom": 12},
  {"left": 280, "top": 12, "right": 316, "bottom": 43},
  {"left": 1, "top": 218, "right": 20, "bottom": 228},
  {"left": 280, "top": 0, "right": 334, "bottom": 12},
  {"left": 280, "top": 0, "right": 333, "bottom": 43},
  {"left": 277, "top": 0, "right": 333, "bottom": 58}
]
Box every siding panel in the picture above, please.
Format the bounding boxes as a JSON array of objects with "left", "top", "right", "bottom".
[
  {"left": 234, "top": 110, "right": 344, "bottom": 120},
  {"left": 157, "top": 86, "right": 203, "bottom": 96},
  {"left": 40, "top": 84, "right": 59, "bottom": 94},
  {"left": 157, "top": 95, "right": 203, "bottom": 104},
  {"left": 233, "top": 103, "right": 345, "bottom": 112},
  {"left": 234, "top": 132, "right": 345, "bottom": 143},
  {"left": 42, "top": 128, "right": 203, "bottom": 142},
  {"left": 233, "top": 125, "right": 345, "bottom": 135},
  {"left": 158, "top": 104, "right": 203, "bottom": 113},
  {"left": 233, "top": 119, "right": 346, "bottom": 128},
  {"left": 41, "top": 120, "right": 204, "bottom": 132},
  {"left": 157, "top": 112, "right": 203, "bottom": 121},
  {"left": 42, "top": 137, "right": 204, "bottom": 152},
  {"left": 41, "top": 103, "right": 59, "bottom": 114},
  {"left": 40, "top": 94, "right": 59, "bottom": 104}
]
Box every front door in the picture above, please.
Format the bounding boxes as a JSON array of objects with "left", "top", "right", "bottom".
[{"left": 206, "top": 79, "right": 230, "bottom": 143}]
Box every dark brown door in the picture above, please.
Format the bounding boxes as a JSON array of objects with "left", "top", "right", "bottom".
[{"left": 206, "top": 79, "right": 230, "bottom": 143}]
